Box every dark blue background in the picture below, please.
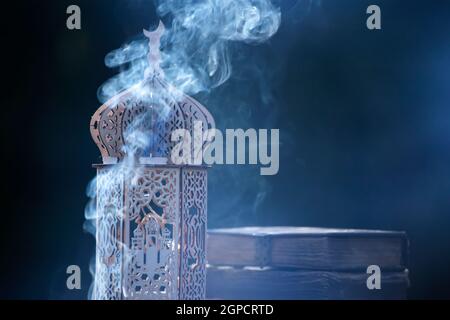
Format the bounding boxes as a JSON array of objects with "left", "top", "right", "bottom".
[{"left": 2, "top": 0, "right": 450, "bottom": 299}]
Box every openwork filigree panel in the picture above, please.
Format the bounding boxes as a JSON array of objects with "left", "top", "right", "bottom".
[
  {"left": 123, "top": 167, "right": 180, "bottom": 299},
  {"left": 180, "top": 168, "right": 207, "bottom": 299},
  {"left": 93, "top": 168, "right": 124, "bottom": 300}
]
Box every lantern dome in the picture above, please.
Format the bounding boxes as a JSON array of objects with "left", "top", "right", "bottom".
[{"left": 90, "top": 21, "right": 215, "bottom": 165}]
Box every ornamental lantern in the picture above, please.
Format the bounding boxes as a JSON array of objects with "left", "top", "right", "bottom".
[{"left": 89, "top": 21, "right": 215, "bottom": 300}]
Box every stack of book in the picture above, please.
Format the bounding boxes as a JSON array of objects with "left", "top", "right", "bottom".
[{"left": 206, "top": 227, "right": 409, "bottom": 299}]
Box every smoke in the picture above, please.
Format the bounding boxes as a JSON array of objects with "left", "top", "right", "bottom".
[
  {"left": 98, "top": 0, "right": 280, "bottom": 101},
  {"left": 86, "top": 0, "right": 281, "bottom": 299}
]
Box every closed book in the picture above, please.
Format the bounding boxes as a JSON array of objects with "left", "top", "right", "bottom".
[
  {"left": 207, "top": 266, "right": 409, "bottom": 300},
  {"left": 207, "top": 227, "right": 408, "bottom": 271}
]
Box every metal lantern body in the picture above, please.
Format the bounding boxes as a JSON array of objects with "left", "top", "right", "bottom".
[{"left": 89, "top": 22, "right": 214, "bottom": 300}]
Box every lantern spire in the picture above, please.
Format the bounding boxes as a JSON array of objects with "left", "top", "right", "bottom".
[{"left": 143, "top": 20, "right": 165, "bottom": 76}]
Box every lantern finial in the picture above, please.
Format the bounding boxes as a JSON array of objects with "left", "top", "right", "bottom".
[{"left": 143, "top": 20, "right": 165, "bottom": 75}]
